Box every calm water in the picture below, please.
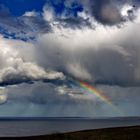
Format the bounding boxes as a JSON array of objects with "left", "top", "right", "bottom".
[{"left": 0, "top": 117, "right": 140, "bottom": 137}]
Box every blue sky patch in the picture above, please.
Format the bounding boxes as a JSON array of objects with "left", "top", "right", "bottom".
[{"left": 0, "top": 0, "right": 46, "bottom": 16}]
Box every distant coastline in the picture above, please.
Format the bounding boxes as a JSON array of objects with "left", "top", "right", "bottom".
[{"left": 0, "top": 116, "right": 140, "bottom": 120}]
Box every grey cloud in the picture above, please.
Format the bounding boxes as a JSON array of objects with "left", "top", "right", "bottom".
[
  {"left": 36, "top": 13, "right": 140, "bottom": 87},
  {"left": 0, "top": 61, "right": 65, "bottom": 86},
  {"left": 56, "top": 17, "right": 93, "bottom": 29},
  {"left": 86, "top": 0, "right": 123, "bottom": 25},
  {"left": 0, "top": 0, "right": 138, "bottom": 39},
  {"left": 21, "top": 15, "right": 52, "bottom": 35},
  {"left": 0, "top": 5, "right": 51, "bottom": 41},
  {"left": 79, "top": 0, "right": 139, "bottom": 25},
  {"left": 0, "top": 36, "right": 65, "bottom": 86},
  {"left": 0, "top": 82, "right": 122, "bottom": 117},
  {"left": 40, "top": 0, "right": 139, "bottom": 29},
  {"left": 98, "top": 85, "right": 140, "bottom": 116},
  {"left": 43, "top": 4, "right": 94, "bottom": 29},
  {"left": 0, "top": 82, "right": 140, "bottom": 117},
  {"left": 65, "top": 47, "right": 136, "bottom": 86}
]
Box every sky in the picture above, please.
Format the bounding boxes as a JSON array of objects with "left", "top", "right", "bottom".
[{"left": 0, "top": 0, "right": 140, "bottom": 117}]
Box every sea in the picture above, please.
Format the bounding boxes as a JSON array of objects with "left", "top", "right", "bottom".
[{"left": 0, "top": 117, "right": 140, "bottom": 137}]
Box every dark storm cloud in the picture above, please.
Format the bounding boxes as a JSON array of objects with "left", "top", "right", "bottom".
[
  {"left": 81, "top": 0, "right": 123, "bottom": 25},
  {"left": 78, "top": 0, "right": 140, "bottom": 25}
]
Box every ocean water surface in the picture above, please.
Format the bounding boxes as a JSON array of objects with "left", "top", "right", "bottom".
[{"left": 0, "top": 117, "right": 140, "bottom": 137}]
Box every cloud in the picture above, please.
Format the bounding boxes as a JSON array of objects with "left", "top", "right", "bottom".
[
  {"left": 43, "top": 1, "right": 94, "bottom": 29},
  {"left": 0, "top": 0, "right": 139, "bottom": 41},
  {"left": 83, "top": 0, "right": 123, "bottom": 25},
  {"left": 23, "top": 11, "right": 38, "bottom": 17},
  {"left": 42, "top": 0, "right": 140, "bottom": 29},
  {"left": 36, "top": 7, "right": 140, "bottom": 87},
  {"left": 0, "top": 5, "right": 51, "bottom": 41},
  {"left": 0, "top": 61, "right": 65, "bottom": 86},
  {"left": 0, "top": 82, "right": 122, "bottom": 117},
  {"left": 79, "top": 0, "right": 139, "bottom": 25},
  {"left": 43, "top": 5, "right": 54, "bottom": 22},
  {"left": 0, "top": 82, "right": 139, "bottom": 117},
  {"left": 0, "top": 87, "right": 7, "bottom": 104},
  {"left": 67, "top": 62, "right": 91, "bottom": 81},
  {"left": 0, "top": 36, "right": 65, "bottom": 86}
]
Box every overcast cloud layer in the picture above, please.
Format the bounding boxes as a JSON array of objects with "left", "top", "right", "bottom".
[{"left": 0, "top": 0, "right": 140, "bottom": 117}]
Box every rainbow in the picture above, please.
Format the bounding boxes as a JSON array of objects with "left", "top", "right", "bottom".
[
  {"left": 75, "top": 80, "right": 112, "bottom": 105},
  {"left": 74, "top": 79, "right": 122, "bottom": 113}
]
